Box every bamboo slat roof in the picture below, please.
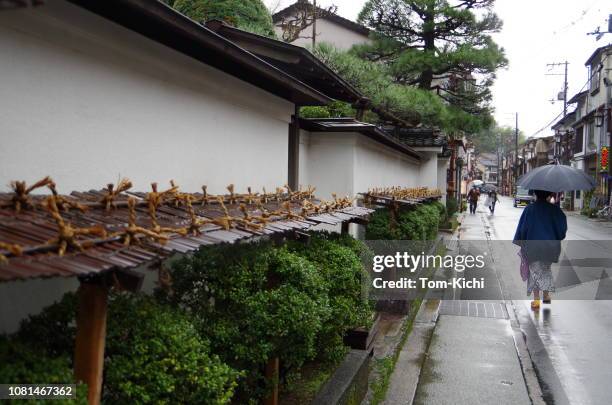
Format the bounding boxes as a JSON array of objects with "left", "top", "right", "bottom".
[{"left": 0, "top": 179, "right": 372, "bottom": 282}]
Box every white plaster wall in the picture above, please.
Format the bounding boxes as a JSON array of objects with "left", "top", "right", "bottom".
[
  {"left": 352, "top": 136, "right": 420, "bottom": 193},
  {"left": 0, "top": 1, "right": 294, "bottom": 195},
  {"left": 303, "top": 132, "right": 356, "bottom": 200},
  {"left": 419, "top": 152, "right": 440, "bottom": 189},
  {"left": 275, "top": 18, "right": 371, "bottom": 50},
  {"left": 298, "top": 129, "right": 311, "bottom": 187},
  {"left": 437, "top": 158, "right": 449, "bottom": 203},
  {"left": 0, "top": 277, "right": 79, "bottom": 334},
  {"left": 300, "top": 131, "right": 421, "bottom": 200}
]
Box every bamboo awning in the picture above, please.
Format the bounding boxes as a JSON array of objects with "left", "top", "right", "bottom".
[{"left": 0, "top": 178, "right": 373, "bottom": 281}]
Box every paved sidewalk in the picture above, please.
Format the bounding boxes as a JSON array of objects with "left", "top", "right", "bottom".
[
  {"left": 381, "top": 203, "right": 538, "bottom": 405},
  {"left": 413, "top": 314, "right": 530, "bottom": 405}
]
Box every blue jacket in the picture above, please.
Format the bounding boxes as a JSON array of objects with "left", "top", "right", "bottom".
[{"left": 513, "top": 201, "right": 567, "bottom": 263}]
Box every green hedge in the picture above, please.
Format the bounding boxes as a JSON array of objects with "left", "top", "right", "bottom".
[
  {"left": 286, "top": 232, "right": 373, "bottom": 363},
  {"left": 365, "top": 201, "right": 445, "bottom": 240},
  {"left": 158, "top": 241, "right": 330, "bottom": 401},
  {"left": 0, "top": 337, "right": 87, "bottom": 404},
  {"left": 13, "top": 293, "right": 238, "bottom": 404},
  {"left": 7, "top": 233, "right": 371, "bottom": 404}
]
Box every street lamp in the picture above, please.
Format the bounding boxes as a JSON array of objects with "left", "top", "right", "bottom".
[{"left": 595, "top": 111, "right": 604, "bottom": 127}]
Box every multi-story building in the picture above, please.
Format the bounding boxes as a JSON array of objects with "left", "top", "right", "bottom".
[{"left": 567, "top": 44, "right": 612, "bottom": 209}]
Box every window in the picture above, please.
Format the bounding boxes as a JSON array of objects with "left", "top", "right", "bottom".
[
  {"left": 589, "top": 63, "right": 601, "bottom": 93},
  {"left": 574, "top": 126, "right": 583, "bottom": 153},
  {"left": 587, "top": 121, "right": 596, "bottom": 151}
]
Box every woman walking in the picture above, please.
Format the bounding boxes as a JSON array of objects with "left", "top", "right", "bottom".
[
  {"left": 513, "top": 190, "right": 567, "bottom": 310},
  {"left": 485, "top": 190, "right": 500, "bottom": 214}
]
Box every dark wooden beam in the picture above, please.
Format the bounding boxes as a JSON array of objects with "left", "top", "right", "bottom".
[
  {"left": 74, "top": 278, "right": 109, "bottom": 405},
  {"left": 263, "top": 357, "right": 279, "bottom": 405},
  {"left": 288, "top": 107, "right": 300, "bottom": 190}
]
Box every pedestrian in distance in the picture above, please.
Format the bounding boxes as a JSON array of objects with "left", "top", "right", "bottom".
[
  {"left": 467, "top": 186, "right": 479, "bottom": 214},
  {"left": 485, "top": 190, "right": 500, "bottom": 214},
  {"left": 513, "top": 190, "right": 567, "bottom": 310}
]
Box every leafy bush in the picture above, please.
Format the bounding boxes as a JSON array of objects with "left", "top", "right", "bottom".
[
  {"left": 300, "top": 101, "right": 355, "bottom": 119},
  {"left": 173, "top": 0, "right": 276, "bottom": 37},
  {"left": 16, "top": 293, "right": 238, "bottom": 404},
  {"left": 103, "top": 294, "right": 238, "bottom": 404},
  {"left": 0, "top": 337, "right": 87, "bottom": 404},
  {"left": 159, "top": 241, "right": 329, "bottom": 400},
  {"left": 286, "top": 232, "right": 373, "bottom": 363},
  {"left": 365, "top": 202, "right": 443, "bottom": 240},
  {"left": 446, "top": 197, "right": 458, "bottom": 217},
  {"left": 365, "top": 209, "right": 400, "bottom": 240},
  {"left": 581, "top": 190, "right": 596, "bottom": 217}
]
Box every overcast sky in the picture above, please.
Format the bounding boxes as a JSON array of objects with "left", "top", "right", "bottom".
[{"left": 267, "top": 0, "right": 611, "bottom": 138}]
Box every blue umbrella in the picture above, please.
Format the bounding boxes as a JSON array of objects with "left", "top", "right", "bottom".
[{"left": 517, "top": 164, "right": 596, "bottom": 193}]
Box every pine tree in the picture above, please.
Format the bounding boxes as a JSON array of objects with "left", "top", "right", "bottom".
[
  {"left": 357, "top": 0, "right": 507, "bottom": 116},
  {"left": 173, "top": 0, "right": 276, "bottom": 38}
]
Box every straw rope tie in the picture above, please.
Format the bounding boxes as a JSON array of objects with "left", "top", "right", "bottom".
[
  {"left": 100, "top": 178, "right": 132, "bottom": 211},
  {"left": 44, "top": 196, "right": 107, "bottom": 256},
  {"left": 120, "top": 197, "right": 169, "bottom": 246},
  {"left": 0, "top": 242, "right": 22, "bottom": 264},
  {"left": 8, "top": 176, "right": 54, "bottom": 213}
]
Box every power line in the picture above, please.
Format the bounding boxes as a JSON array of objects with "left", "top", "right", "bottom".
[{"left": 528, "top": 52, "right": 610, "bottom": 138}]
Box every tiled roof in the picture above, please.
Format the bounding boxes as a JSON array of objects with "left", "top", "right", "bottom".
[
  {"left": 273, "top": 1, "right": 371, "bottom": 36},
  {"left": 390, "top": 127, "right": 447, "bottom": 147}
]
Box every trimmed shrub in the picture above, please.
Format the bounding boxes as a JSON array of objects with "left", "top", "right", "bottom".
[
  {"left": 0, "top": 337, "right": 87, "bottom": 404},
  {"left": 446, "top": 197, "right": 458, "bottom": 217},
  {"left": 286, "top": 232, "right": 373, "bottom": 363},
  {"left": 365, "top": 202, "right": 444, "bottom": 240},
  {"left": 159, "top": 241, "right": 329, "bottom": 400},
  {"left": 103, "top": 294, "right": 238, "bottom": 404},
  {"left": 15, "top": 293, "right": 238, "bottom": 404}
]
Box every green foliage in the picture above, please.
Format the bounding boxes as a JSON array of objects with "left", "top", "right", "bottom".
[
  {"left": 0, "top": 337, "right": 87, "bottom": 404},
  {"left": 581, "top": 190, "right": 597, "bottom": 217},
  {"left": 312, "top": 43, "right": 492, "bottom": 133},
  {"left": 471, "top": 125, "right": 526, "bottom": 154},
  {"left": 300, "top": 101, "right": 355, "bottom": 119},
  {"left": 16, "top": 293, "right": 238, "bottom": 404},
  {"left": 286, "top": 232, "right": 373, "bottom": 363},
  {"left": 17, "top": 292, "right": 78, "bottom": 358},
  {"left": 365, "top": 209, "right": 400, "bottom": 240},
  {"left": 103, "top": 293, "right": 238, "bottom": 404},
  {"left": 173, "top": 0, "right": 276, "bottom": 37},
  {"left": 300, "top": 106, "right": 331, "bottom": 119},
  {"left": 446, "top": 196, "right": 458, "bottom": 217},
  {"left": 357, "top": 0, "right": 507, "bottom": 121},
  {"left": 159, "top": 241, "right": 329, "bottom": 400},
  {"left": 365, "top": 202, "right": 444, "bottom": 240}
]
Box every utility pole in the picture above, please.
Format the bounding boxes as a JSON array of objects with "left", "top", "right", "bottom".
[
  {"left": 312, "top": 0, "right": 317, "bottom": 48},
  {"left": 514, "top": 112, "right": 519, "bottom": 194},
  {"left": 545, "top": 61, "right": 569, "bottom": 118}
]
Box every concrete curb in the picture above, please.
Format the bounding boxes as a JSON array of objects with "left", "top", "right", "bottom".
[
  {"left": 505, "top": 302, "right": 547, "bottom": 405},
  {"left": 381, "top": 299, "right": 440, "bottom": 405}
]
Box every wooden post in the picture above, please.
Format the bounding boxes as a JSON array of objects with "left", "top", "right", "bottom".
[
  {"left": 263, "top": 357, "right": 279, "bottom": 405},
  {"left": 74, "top": 279, "right": 109, "bottom": 405},
  {"left": 341, "top": 221, "right": 350, "bottom": 235},
  {"left": 288, "top": 108, "right": 300, "bottom": 191}
]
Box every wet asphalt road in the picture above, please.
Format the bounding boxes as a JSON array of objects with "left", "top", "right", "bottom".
[{"left": 459, "top": 196, "right": 612, "bottom": 405}]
